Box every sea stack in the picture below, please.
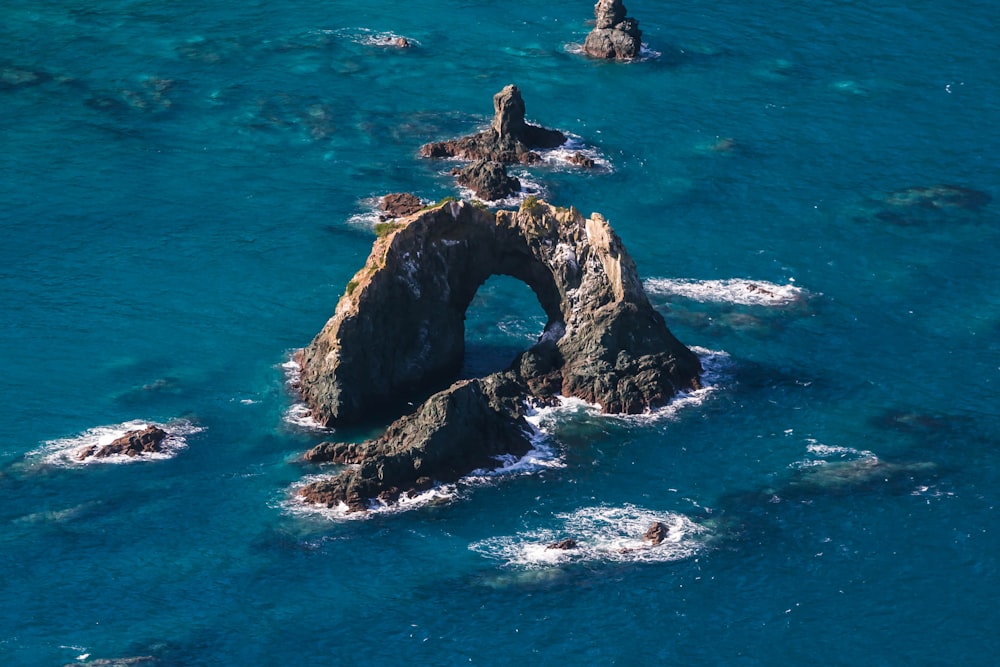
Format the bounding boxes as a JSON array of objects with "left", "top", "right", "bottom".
[
  {"left": 583, "top": 0, "right": 643, "bottom": 60},
  {"left": 420, "top": 84, "right": 566, "bottom": 165},
  {"left": 296, "top": 198, "right": 703, "bottom": 510}
]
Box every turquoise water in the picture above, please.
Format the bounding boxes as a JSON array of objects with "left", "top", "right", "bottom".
[{"left": 2, "top": 0, "right": 999, "bottom": 664}]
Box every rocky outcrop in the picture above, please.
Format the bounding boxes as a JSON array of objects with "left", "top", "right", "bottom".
[
  {"left": 583, "top": 0, "right": 643, "bottom": 60},
  {"left": 76, "top": 425, "right": 168, "bottom": 460},
  {"left": 380, "top": 192, "right": 424, "bottom": 220},
  {"left": 420, "top": 85, "right": 566, "bottom": 165},
  {"left": 299, "top": 374, "right": 533, "bottom": 511},
  {"left": 644, "top": 521, "right": 670, "bottom": 545},
  {"left": 547, "top": 539, "right": 579, "bottom": 550},
  {"left": 295, "top": 198, "right": 702, "bottom": 510},
  {"left": 451, "top": 159, "right": 521, "bottom": 201}
]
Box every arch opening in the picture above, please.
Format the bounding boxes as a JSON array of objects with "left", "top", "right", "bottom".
[{"left": 460, "top": 274, "right": 550, "bottom": 379}]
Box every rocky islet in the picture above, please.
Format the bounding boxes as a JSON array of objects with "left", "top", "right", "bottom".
[{"left": 295, "top": 198, "right": 702, "bottom": 511}]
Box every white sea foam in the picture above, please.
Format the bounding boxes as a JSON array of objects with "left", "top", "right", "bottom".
[
  {"left": 562, "top": 43, "right": 660, "bottom": 62},
  {"left": 280, "top": 356, "right": 333, "bottom": 432},
  {"left": 789, "top": 439, "right": 877, "bottom": 471},
  {"left": 282, "top": 472, "right": 459, "bottom": 521},
  {"left": 536, "top": 135, "right": 613, "bottom": 172},
  {"left": 27, "top": 418, "right": 203, "bottom": 467},
  {"left": 320, "top": 27, "right": 420, "bottom": 48},
  {"left": 644, "top": 278, "right": 811, "bottom": 307},
  {"left": 612, "top": 347, "right": 734, "bottom": 425},
  {"left": 454, "top": 169, "right": 547, "bottom": 208},
  {"left": 469, "top": 504, "right": 708, "bottom": 568}
]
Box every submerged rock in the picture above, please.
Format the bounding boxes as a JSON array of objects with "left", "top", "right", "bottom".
[
  {"left": 451, "top": 159, "right": 521, "bottom": 200},
  {"left": 76, "top": 425, "right": 168, "bottom": 460},
  {"left": 583, "top": 0, "right": 643, "bottom": 60},
  {"left": 884, "top": 184, "right": 990, "bottom": 211},
  {"left": 420, "top": 84, "right": 566, "bottom": 165},
  {"left": 296, "top": 198, "right": 702, "bottom": 510}
]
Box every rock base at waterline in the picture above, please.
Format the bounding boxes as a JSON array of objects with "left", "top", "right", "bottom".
[
  {"left": 76, "top": 425, "right": 168, "bottom": 460},
  {"left": 583, "top": 0, "right": 643, "bottom": 60}
]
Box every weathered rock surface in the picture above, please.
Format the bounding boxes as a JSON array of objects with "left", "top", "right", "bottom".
[
  {"left": 76, "top": 425, "right": 168, "bottom": 460},
  {"left": 583, "top": 0, "right": 643, "bottom": 60},
  {"left": 547, "top": 539, "right": 579, "bottom": 550},
  {"left": 420, "top": 85, "right": 566, "bottom": 165},
  {"left": 451, "top": 159, "right": 521, "bottom": 200},
  {"left": 296, "top": 197, "right": 702, "bottom": 510},
  {"left": 644, "top": 521, "right": 670, "bottom": 545},
  {"left": 299, "top": 374, "right": 533, "bottom": 511},
  {"left": 380, "top": 192, "right": 424, "bottom": 220}
]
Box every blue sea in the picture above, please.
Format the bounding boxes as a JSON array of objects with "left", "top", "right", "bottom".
[{"left": 2, "top": 0, "right": 999, "bottom": 664}]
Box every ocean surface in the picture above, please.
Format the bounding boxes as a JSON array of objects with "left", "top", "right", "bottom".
[{"left": 2, "top": 0, "right": 998, "bottom": 664}]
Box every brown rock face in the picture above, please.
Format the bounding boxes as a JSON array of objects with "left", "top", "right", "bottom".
[
  {"left": 644, "top": 521, "right": 670, "bottom": 545},
  {"left": 380, "top": 192, "right": 424, "bottom": 219},
  {"left": 76, "top": 425, "right": 168, "bottom": 460},
  {"left": 295, "top": 198, "right": 702, "bottom": 511},
  {"left": 583, "top": 0, "right": 643, "bottom": 60},
  {"left": 420, "top": 85, "right": 566, "bottom": 165}
]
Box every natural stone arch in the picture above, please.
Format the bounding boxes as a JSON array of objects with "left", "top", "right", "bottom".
[
  {"left": 296, "top": 198, "right": 703, "bottom": 511},
  {"left": 297, "top": 199, "right": 701, "bottom": 427}
]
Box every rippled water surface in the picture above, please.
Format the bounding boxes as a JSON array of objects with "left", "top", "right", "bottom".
[{"left": 2, "top": 1, "right": 998, "bottom": 664}]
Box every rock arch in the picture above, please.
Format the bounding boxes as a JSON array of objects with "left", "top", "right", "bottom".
[
  {"left": 295, "top": 198, "right": 703, "bottom": 510},
  {"left": 297, "top": 198, "right": 701, "bottom": 427}
]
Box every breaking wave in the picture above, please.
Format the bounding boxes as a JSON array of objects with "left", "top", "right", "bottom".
[
  {"left": 469, "top": 504, "right": 708, "bottom": 568},
  {"left": 644, "top": 278, "right": 811, "bottom": 307}
]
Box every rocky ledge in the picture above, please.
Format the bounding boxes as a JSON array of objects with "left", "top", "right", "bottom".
[
  {"left": 420, "top": 84, "right": 566, "bottom": 165},
  {"left": 76, "top": 425, "right": 168, "bottom": 460},
  {"left": 295, "top": 198, "right": 702, "bottom": 511},
  {"left": 451, "top": 159, "right": 521, "bottom": 201},
  {"left": 583, "top": 0, "right": 643, "bottom": 60}
]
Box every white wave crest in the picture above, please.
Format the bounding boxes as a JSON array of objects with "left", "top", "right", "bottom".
[
  {"left": 644, "top": 278, "right": 811, "bottom": 306},
  {"left": 470, "top": 504, "right": 708, "bottom": 568},
  {"left": 789, "top": 439, "right": 877, "bottom": 471},
  {"left": 536, "top": 135, "right": 613, "bottom": 172},
  {"left": 28, "top": 419, "right": 203, "bottom": 467}
]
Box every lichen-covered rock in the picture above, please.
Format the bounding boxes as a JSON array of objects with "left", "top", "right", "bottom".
[
  {"left": 583, "top": 0, "right": 643, "bottom": 60},
  {"left": 451, "top": 159, "right": 521, "bottom": 200},
  {"left": 420, "top": 84, "right": 566, "bottom": 165}
]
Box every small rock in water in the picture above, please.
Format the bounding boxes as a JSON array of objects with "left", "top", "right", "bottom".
[
  {"left": 77, "top": 425, "right": 168, "bottom": 460},
  {"left": 566, "top": 151, "right": 596, "bottom": 168},
  {"left": 643, "top": 521, "right": 670, "bottom": 545},
  {"left": 451, "top": 159, "right": 521, "bottom": 201},
  {"left": 582, "top": 0, "right": 643, "bottom": 60},
  {"left": 547, "top": 539, "right": 578, "bottom": 550}
]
